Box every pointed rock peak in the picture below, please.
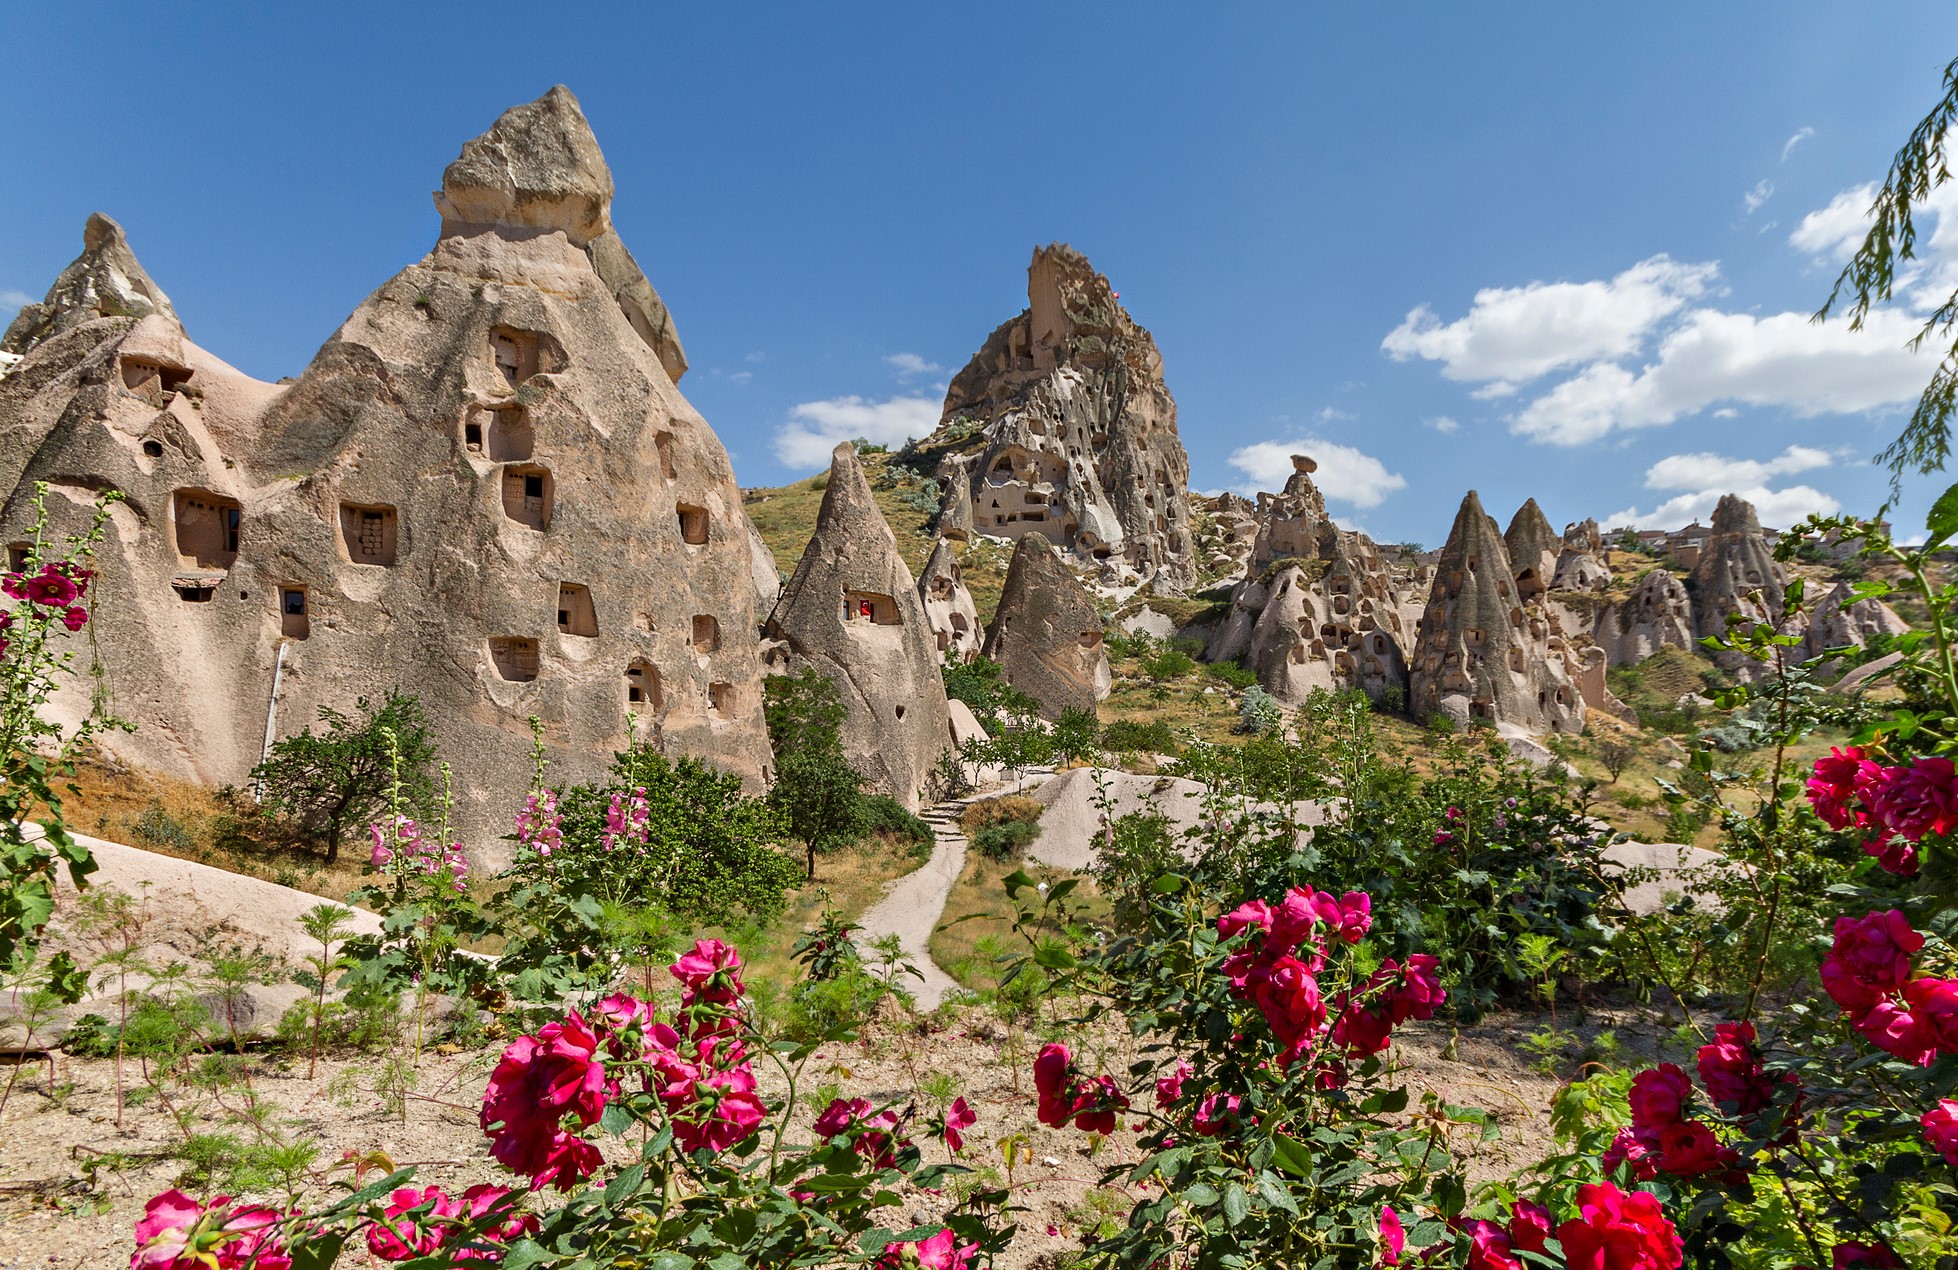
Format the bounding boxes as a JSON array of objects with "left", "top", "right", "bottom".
[
  {"left": 1709, "top": 493, "right": 1763, "bottom": 536},
  {"left": 435, "top": 85, "right": 614, "bottom": 245},
  {"left": 2, "top": 212, "right": 178, "bottom": 357},
  {"left": 815, "top": 441, "right": 880, "bottom": 523},
  {"left": 1506, "top": 498, "right": 1553, "bottom": 542},
  {"left": 1027, "top": 242, "right": 1141, "bottom": 345},
  {"left": 1503, "top": 498, "right": 1560, "bottom": 571},
  {"left": 1442, "top": 490, "right": 1492, "bottom": 546},
  {"left": 923, "top": 537, "right": 961, "bottom": 582}
]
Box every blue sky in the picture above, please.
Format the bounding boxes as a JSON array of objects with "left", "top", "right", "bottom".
[{"left": 5, "top": 5, "right": 1958, "bottom": 549}]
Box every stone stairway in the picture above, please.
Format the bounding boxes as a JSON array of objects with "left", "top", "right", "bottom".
[{"left": 854, "top": 766, "right": 1055, "bottom": 1010}]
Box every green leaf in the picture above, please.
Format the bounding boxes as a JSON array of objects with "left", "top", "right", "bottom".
[
  {"left": 1255, "top": 1171, "right": 1299, "bottom": 1215},
  {"left": 1270, "top": 1134, "right": 1315, "bottom": 1179},
  {"left": 289, "top": 1231, "right": 348, "bottom": 1270},
  {"left": 1032, "top": 943, "right": 1077, "bottom": 970},
  {"left": 1002, "top": 869, "right": 1037, "bottom": 898},
  {"left": 603, "top": 1162, "right": 645, "bottom": 1207},
  {"left": 1927, "top": 481, "right": 1958, "bottom": 548},
  {"left": 1183, "top": 1182, "right": 1220, "bottom": 1207},
  {"left": 1222, "top": 1182, "right": 1250, "bottom": 1225}
]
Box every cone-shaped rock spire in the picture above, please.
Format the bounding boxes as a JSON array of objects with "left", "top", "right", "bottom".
[
  {"left": 982, "top": 533, "right": 1111, "bottom": 718},
  {"left": 1503, "top": 499, "right": 1560, "bottom": 600},
  {"left": 2, "top": 214, "right": 177, "bottom": 358},
  {"left": 918, "top": 538, "right": 982, "bottom": 664},
  {"left": 765, "top": 443, "right": 953, "bottom": 808}
]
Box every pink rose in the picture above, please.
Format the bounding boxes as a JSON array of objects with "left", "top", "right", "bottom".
[
  {"left": 1217, "top": 899, "right": 1272, "bottom": 942},
  {"left": 1903, "top": 976, "right": 1958, "bottom": 1056},
  {"left": 1628, "top": 1064, "right": 1693, "bottom": 1132},
  {"left": 1460, "top": 1219, "right": 1521, "bottom": 1270},
  {"left": 940, "top": 1096, "right": 975, "bottom": 1152},
  {"left": 1833, "top": 1244, "right": 1906, "bottom": 1269},
  {"left": 875, "top": 1227, "right": 979, "bottom": 1270},
  {"left": 1155, "top": 1060, "right": 1190, "bottom": 1107},
  {"left": 1922, "top": 1099, "right": 1958, "bottom": 1166},
  {"left": 1378, "top": 1206, "right": 1406, "bottom": 1267},
  {"left": 1556, "top": 1182, "right": 1683, "bottom": 1270},
  {"left": 1820, "top": 910, "right": 1924, "bottom": 1014},
  {"left": 1509, "top": 1200, "right": 1553, "bottom": 1254},
  {"left": 1806, "top": 747, "right": 1873, "bottom": 829},
  {"left": 1856, "top": 999, "right": 1936, "bottom": 1066},
  {"left": 1865, "top": 756, "right": 1958, "bottom": 841}
]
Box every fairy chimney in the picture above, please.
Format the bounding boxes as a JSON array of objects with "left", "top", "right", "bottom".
[
  {"left": 1688, "top": 494, "right": 1786, "bottom": 639},
  {"left": 931, "top": 244, "right": 1195, "bottom": 589},
  {"left": 1409, "top": 491, "right": 1584, "bottom": 733},
  {"left": 1503, "top": 499, "right": 1560, "bottom": 601},
  {"left": 918, "top": 538, "right": 982, "bottom": 664},
  {"left": 764, "top": 443, "right": 952, "bottom": 809},
  {"left": 1594, "top": 567, "right": 1694, "bottom": 665},
  {"left": 982, "top": 533, "right": 1111, "bottom": 718},
  {"left": 1553, "top": 518, "right": 1612, "bottom": 593}
]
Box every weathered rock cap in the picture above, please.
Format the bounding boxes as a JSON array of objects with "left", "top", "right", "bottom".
[
  {"left": 435, "top": 85, "right": 615, "bottom": 246},
  {"left": 1, "top": 212, "right": 178, "bottom": 357}
]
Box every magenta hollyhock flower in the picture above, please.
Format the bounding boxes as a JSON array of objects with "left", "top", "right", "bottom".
[
  {"left": 1034, "top": 1042, "right": 1073, "bottom": 1127},
  {"left": 941, "top": 1096, "right": 975, "bottom": 1152},
  {"left": 1386, "top": 954, "right": 1445, "bottom": 1023},
  {"left": 1806, "top": 746, "right": 1873, "bottom": 829},
  {"left": 1923, "top": 1099, "right": 1958, "bottom": 1166},
  {"left": 130, "top": 1190, "right": 292, "bottom": 1270},
  {"left": 23, "top": 567, "right": 78, "bottom": 608},
  {"left": 1695, "top": 1021, "right": 1775, "bottom": 1115},
  {"left": 480, "top": 1013, "right": 608, "bottom": 1191},
  {"left": 1378, "top": 1206, "right": 1406, "bottom": 1267},
  {"left": 1867, "top": 756, "right": 1958, "bottom": 841},
  {"left": 1602, "top": 1126, "right": 1660, "bottom": 1181},
  {"left": 1217, "top": 898, "right": 1273, "bottom": 942},
  {"left": 61, "top": 604, "right": 87, "bottom": 631},
  {"left": 1856, "top": 999, "right": 1936, "bottom": 1066},
  {"left": 1628, "top": 1064, "right": 1693, "bottom": 1132},
  {"left": 1509, "top": 1200, "right": 1553, "bottom": 1254},
  {"left": 1904, "top": 977, "right": 1958, "bottom": 1056},
  {"left": 1, "top": 572, "right": 24, "bottom": 600},
  {"left": 1556, "top": 1182, "right": 1683, "bottom": 1270},
  {"left": 1155, "top": 1059, "right": 1191, "bottom": 1107},
  {"left": 875, "top": 1227, "right": 980, "bottom": 1270},
  {"left": 1191, "top": 1091, "right": 1245, "bottom": 1137},
  {"left": 1459, "top": 1218, "right": 1521, "bottom": 1270},
  {"left": 1820, "top": 910, "right": 1924, "bottom": 1015}
]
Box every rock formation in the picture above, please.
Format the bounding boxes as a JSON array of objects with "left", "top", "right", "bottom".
[
  {"left": 917, "top": 538, "right": 982, "bottom": 663},
  {"left": 1594, "top": 567, "right": 1695, "bottom": 665},
  {"left": 1206, "top": 456, "right": 1414, "bottom": 708},
  {"left": 1192, "top": 491, "right": 1257, "bottom": 580},
  {"left": 1, "top": 214, "right": 178, "bottom": 359},
  {"left": 929, "top": 245, "right": 1195, "bottom": 590},
  {"left": 1553, "top": 518, "right": 1611, "bottom": 592},
  {"left": 1503, "top": 499, "right": 1561, "bottom": 601},
  {"left": 1803, "top": 581, "right": 1911, "bottom": 661},
  {"left": 763, "top": 444, "right": 952, "bottom": 809},
  {"left": 1687, "top": 494, "right": 1786, "bottom": 639},
  {"left": 0, "top": 87, "right": 774, "bottom": 858},
  {"left": 982, "top": 534, "right": 1111, "bottom": 718},
  {"left": 1409, "top": 491, "right": 1585, "bottom": 732}
]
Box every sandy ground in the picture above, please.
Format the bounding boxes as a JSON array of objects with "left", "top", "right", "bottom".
[{"left": 0, "top": 996, "right": 1632, "bottom": 1270}]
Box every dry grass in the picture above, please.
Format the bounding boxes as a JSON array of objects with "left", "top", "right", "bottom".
[{"left": 927, "top": 848, "right": 1111, "bottom": 993}]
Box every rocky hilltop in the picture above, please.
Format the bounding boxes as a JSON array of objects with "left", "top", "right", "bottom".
[
  {"left": 0, "top": 87, "right": 772, "bottom": 857},
  {"left": 927, "top": 245, "right": 1195, "bottom": 591}
]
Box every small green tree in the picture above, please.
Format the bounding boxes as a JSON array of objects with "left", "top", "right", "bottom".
[
  {"left": 251, "top": 692, "right": 436, "bottom": 865},
  {"left": 1050, "top": 706, "right": 1101, "bottom": 767},
  {"left": 764, "top": 670, "right": 870, "bottom": 880}
]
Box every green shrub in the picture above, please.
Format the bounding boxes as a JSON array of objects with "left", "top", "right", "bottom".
[
  {"left": 782, "top": 968, "right": 887, "bottom": 1042},
  {"left": 1140, "top": 648, "right": 1197, "bottom": 680},
  {"left": 860, "top": 794, "right": 931, "bottom": 860},
  {"left": 1205, "top": 659, "right": 1258, "bottom": 690},
  {"left": 971, "top": 819, "right": 1041, "bottom": 860},
  {"left": 959, "top": 794, "right": 1043, "bottom": 835},
  {"left": 1236, "top": 686, "right": 1282, "bottom": 734},
  {"left": 131, "top": 802, "right": 193, "bottom": 854},
  {"left": 1101, "top": 718, "right": 1179, "bottom": 755}
]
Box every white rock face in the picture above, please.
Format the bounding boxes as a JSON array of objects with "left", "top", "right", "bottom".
[
  {"left": 932, "top": 244, "right": 1195, "bottom": 591},
  {"left": 1553, "top": 518, "right": 1612, "bottom": 593},
  {"left": 1595, "top": 568, "right": 1695, "bottom": 666},
  {"left": 983, "top": 534, "right": 1112, "bottom": 718},
  {"left": 0, "top": 87, "right": 774, "bottom": 859},
  {"left": 917, "top": 538, "right": 982, "bottom": 663}
]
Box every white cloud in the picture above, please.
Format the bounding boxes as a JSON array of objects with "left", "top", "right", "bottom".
[
  {"left": 1510, "top": 306, "right": 1928, "bottom": 444},
  {"left": 1643, "top": 444, "right": 1837, "bottom": 490},
  {"left": 1427, "top": 415, "right": 1461, "bottom": 434},
  {"left": 0, "top": 289, "right": 31, "bottom": 310},
  {"left": 745, "top": 351, "right": 767, "bottom": 364},
  {"left": 1790, "top": 183, "right": 1877, "bottom": 262},
  {"left": 1607, "top": 485, "right": 1840, "bottom": 531},
  {"left": 1381, "top": 255, "right": 1719, "bottom": 386},
  {"left": 1743, "top": 179, "right": 1775, "bottom": 215},
  {"left": 1782, "top": 127, "right": 1815, "bottom": 162},
  {"left": 1316, "top": 405, "right": 1355, "bottom": 422},
  {"left": 728, "top": 370, "right": 753, "bottom": 384},
  {"left": 885, "top": 352, "right": 944, "bottom": 378},
  {"left": 1226, "top": 437, "right": 1407, "bottom": 508},
  {"left": 772, "top": 395, "right": 941, "bottom": 468},
  {"left": 1606, "top": 444, "right": 1843, "bottom": 529}
]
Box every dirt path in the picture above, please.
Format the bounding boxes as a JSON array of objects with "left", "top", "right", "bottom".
[{"left": 854, "top": 768, "right": 1053, "bottom": 1008}]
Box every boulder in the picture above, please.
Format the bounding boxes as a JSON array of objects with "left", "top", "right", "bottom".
[
  {"left": 931, "top": 244, "right": 1195, "bottom": 590},
  {"left": 765, "top": 443, "right": 954, "bottom": 809},
  {"left": 917, "top": 537, "right": 982, "bottom": 663},
  {"left": 1553, "top": 517, "right": 1612, "bottom": 592},
  {"left": 983, "top": 533, "right": 1111, "bottom": 718},
  {"left": 1409, "top": 491, "right": 1585, "bottom": 733}
]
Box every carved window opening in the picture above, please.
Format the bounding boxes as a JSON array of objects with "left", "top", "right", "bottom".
[
  {"left": 490, "top": 637, "right": 541, "bottom": 682},
  {"left": 173, "top": 581, "right": 215, "bottom": 603},
  {"left": 1078, "top": 631, "right": 1103, "bottom": 650},
  {"left": 692, "top": 614, "right": 720, "bottom": 653},
  {"left": 491, "top": 328, "right": 540, "bottom": 387},
  {"left": 557, "top": 582, "right": 598, "bottom": 637},
  {"left": 708, "top": 681, "right": 734, "bottom": 719},
  {"left": 677, "top": 504, "right": 709, "bottom": 546},
  {"left": 894, "top": 704, "right": 906, "bottom": 719},
  {"left": 843, "top": 591, "right": 899, "bottom": 624},
  {"left": 339, "top": 503, "right": 398, "bottom": 566},
  {"left": 173, "top": 490, "right": 242, "bottom": 569},
  {"left": 142, "top": 439, "right": 165, "bottom": 458},
  {"left": 121, "top": 358, "right": 193, "bottom": 406},
  {"left": 471, "top": 405, "right": 534, "bottom": 462},
  {"left": 501, "top": 466, "right": 553, "bottom": 531},
  {"left": 280, "top": 586, "right": 310, "bottom": 639},
  {"left": 6, "top": 542, "right": 27, "bottom": 571},
  {"left": 1508, "top": 647, "right": 1525, "bottom": 673},
  {"left": 626, "top": 661, "right": 661, "bottom": 712},
  {"left": 465, "top": 420, "right": 484, "bottom": 452}
]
